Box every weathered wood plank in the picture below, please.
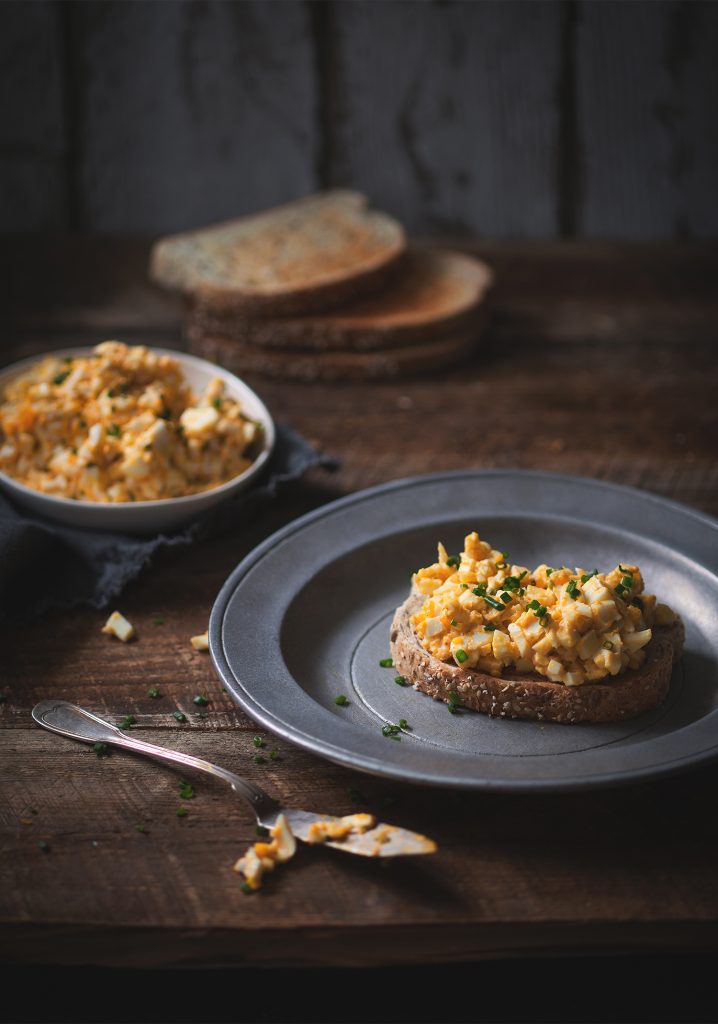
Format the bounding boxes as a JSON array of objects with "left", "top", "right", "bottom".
[
  {"left": 577, "top": 0, "right": 718, "bottom": 237},
  {"left": 0, "top": 1, "right": 68, "bottom": 229},
  {"left": 329, "top": 0, "right": 562, "bottom": 236},
  {"left": 73, "top": 0, "right": 317, "bottom": 232}
]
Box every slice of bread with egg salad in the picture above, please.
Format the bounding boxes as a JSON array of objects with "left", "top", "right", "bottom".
[{"left": 390, "top": 532, "right": 683, "bottom": 724}]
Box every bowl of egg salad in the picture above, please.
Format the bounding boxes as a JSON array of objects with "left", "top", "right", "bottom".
[{"left": 0, "top": 341, "right": 275, "bottom": 533}]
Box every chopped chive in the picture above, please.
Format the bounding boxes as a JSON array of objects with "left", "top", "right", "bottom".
[
  {"left": 192, "top": 695, "right": 209, "bottom": 706},
  {"left": 176, "top": 807, "right": 188, "bottom": 817},
  {"left": 135, "top": 824, "right": 147, "bottom": 833},
  {"left": 253, "top": 755, "right": 266, "bottom": 764},
  {"left": 106, "top": 423, "right": 121, "bottom": 437},
  {"left": 473, "top": 583, "right": 487, "bottom": 596},
  {"left": 172, "top": 710, "right": 187, "bottom": 723},
  {"left": 602, "top": 640, "right": 615, "bottom": 651},
  {"left": 179, "top": 783, "right": 195, "bottom": 799},
  {"left": 581, "top": 570, "right": 599, "bottom": 583},
  {"left": 483, "top": 624, "right": 496, "bottom": 632},
  {"left": 52, "top": 371, "right": 70, "bottom": 386},
  {"left": 37, "top": 840, "right": 50, "bottom": 852},
  {"left": 615, "top": 584, "right": 627, "bottom": 597},
  {"left": 394, "top": 675, "right": 407, "bottom": 686},
  {"left": 517, "top": 570, "right": 528, "bottom": 581},
  {"left": 484, "top": 595, "right": 504, "bottom": 611},
  {"left": 446, "top": 555, "right": 461, "bottom": 568},
  {"left": 454, "top": 649, "right": 468, "bottom": 664},
  {"left": 379, "top": 658, "right": 394, "bottom": 668},
  {"left": 240, "top": 882, "right": 253, "bottom": 895},
  {"left": 546, "top": 568, "right": 553, "bottom": 576},
  {"left": 566, "top": 580, "right": 580, "bottom": 599},
  {"left": 255, "top": 825, "right": 269, "bottom": 836},
  {"left": 621, "top": 575, "right": 634, "bottom": 589},
  {"left": 252, "top": 736, "right": 265, "bottom": 748},
  {"left": 334, "top": 694, "right": 349, "bottom": 706},
  {"left": 632, "top": 597, "right": 644, "bottom": 611},
  {"left": 269, "top": 750, "right": 279, "bottom": 761},
  {"left": 212, "top": 397, "right": 222, "bottom": 410},
  {"left": 398, "top": 719, "right": 409, "bottom": 730},
  {"left": 118, "top": 715, "right": 135, "bottom": 730},
  {"left": 460, "top": 583, "right": 469, "bottom": 589},
  {"left": 381, "top": 723, "right": 402, "bottom": 738},
  {"left": 93, "top": 741, "right": 109, "bottom": 757},
  {"left": 618, "top": 564, "right": 630, "bottom": 573},
  {"left": 147, "top": 687, "right": 161, "bottom": 698},
  {"left": 499, "top": 592, "right": 512, "bottom": 604},
  {"left": 450, "top": 619, "right": 458, "bottom": 626}
]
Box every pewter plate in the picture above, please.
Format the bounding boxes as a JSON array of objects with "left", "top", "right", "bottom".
[{"left": 209, "top": 470, "right": 718, "bottom": 791}]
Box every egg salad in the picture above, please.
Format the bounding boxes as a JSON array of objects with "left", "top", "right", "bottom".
[
  {"left": 0, "top": 341, "right": 260, "bottom": 502},
  {"left": 411, "top": 532, "right": 677, "bottom": 687}
]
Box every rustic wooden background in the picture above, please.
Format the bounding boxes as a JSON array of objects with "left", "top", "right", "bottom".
[{"left": 2, "top": 0, "right": 717, "bottom": 238}]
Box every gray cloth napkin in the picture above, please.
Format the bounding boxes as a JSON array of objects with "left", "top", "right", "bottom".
[{"left": 0, "top": 423, "right": 335, "bottom": 622}]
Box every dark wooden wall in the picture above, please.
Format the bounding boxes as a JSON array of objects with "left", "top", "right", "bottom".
[{"left": 2, "top": 0, "right": 717, "bottom": 237}]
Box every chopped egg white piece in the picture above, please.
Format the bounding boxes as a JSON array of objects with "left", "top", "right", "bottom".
[
  {"left": 190, "top": 631, "right": 209, "bottom": 651},
  {"left": 101, "top": 610, "right": 134, "bottom": 642},
  {"left": 233, "top": 814, "right": 296, "bottom": 891}
]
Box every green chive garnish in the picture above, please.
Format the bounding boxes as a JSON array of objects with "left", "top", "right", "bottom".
[
  {"left": 621, "top": 575, "right": 633, "bottom": 589},
  {"left": 212, "top": 397, "right": 221, "bottom": 410},
  {"left": 240, "top": 882, "right": 253, "bottom": 895},
  {"left": 252, "top": 736, "right": 265, "bottom": 748},
  {"left": 473, "top": 583, "right": 487, "bottom": 596},
  {"left": 394, "top": 675, "right": 407, "bottom": 686},
  {"left": 546, "top": 568, "right": 553, "bottom": 576},
  {"left": 135, "top": 824, "right": 147, "bottom": 833},
  {"left": 147, "top": 687, "right": 160, "bottom": 698},
  {"left": 192, "top": 695, "right": 209, "bottom": 706},
  {"left": 379, "top": 658, "right": 394, "bottom": 668},
  {"left": 615, "top": 584, "right": 626, "bottom": 597},
  {"left": 566, "top": 580, "right": 580, "bottom": 599},
  {"left": 334, "top": 694, "right": 349, "bottom": 706},
  {"left": 269, "top": 750, "right": 279, "bottom": 761},
  {"left": 107, "top": 423, "right": 121, "bottom": 437},
  {"left": 632, "top": 597, "right": 644, "bottom": 611},
  {"left": 381, "top": 724, "right": 401, "bottom": 739},
  {"left": 483, "top": 624, "right": 496, "bottom": 632},
  {"left": 52, "top": 371, "right": 70, "bottom": 386},
  {"left": 581, "top": 570, "right": 599, "bottom": 584},
  {"left": 398, "top": 719, "right": 409, "bottom": 730},
  {"left": 172, "top": 711, "right": 187, "bottom": 723},
  {"left": 484, "top": 595, "right": 504, "bottom": 610},
  {"left": 118, "top": 715, "right": 135, "bottom": 730},
  {"left": 446, "top": 555, "right": 461, "bottom": 568},
  {"left": 454, "top": 649, "right": 468, "bottom": 664},
  {"left": 176, "top": 807, "right": 188, "bottom": 817},
  {"left": 253, "top": 755, "right": 266, "bottom": 764},
  {"left": 499, "top": 592, "right": 511, "bottom": 604},
  {"left": 93, "top": 742, "right": 108, "bottom": 757}
]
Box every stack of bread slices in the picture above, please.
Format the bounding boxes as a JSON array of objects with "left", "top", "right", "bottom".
[{"left": 150, "top": 190, "right": 493, "bottom": 382}]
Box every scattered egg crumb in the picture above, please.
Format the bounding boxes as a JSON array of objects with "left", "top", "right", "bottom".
[
  {"left": 190, "top": 631, "right": 209, "bottom": 651},
  {"left": 102, "top": 610, "right": 134, "bottom": 642},
  {"left": 233, "top": 813, "right": 296, "bottom": 891},
  {"left": 306, "top": 813, "right": 376, "bottom": 845}
]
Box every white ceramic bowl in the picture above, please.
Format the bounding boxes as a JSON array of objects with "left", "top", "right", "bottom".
[{"left": 0, "top": 346, "right": 275, "bottom": 534}]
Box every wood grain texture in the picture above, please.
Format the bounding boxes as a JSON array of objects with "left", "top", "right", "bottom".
[
  {"left": 0, "top": 1, "right": 68, "bottom": 229},
  {"left": 329, "top": 0, "right": 562, "bottom": 236},
  {"left": 577, "top": 0, "right": 718, "bottom": 237},
  {"left": 72, "top": 0, "right": 317, "bottom": 232},
  {"left": 1, "top": 238, "right": 717, "bottom": 966}
]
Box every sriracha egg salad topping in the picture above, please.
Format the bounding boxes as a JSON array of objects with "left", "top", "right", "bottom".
[
  {"left": 411, "top": 532, "right": 677, "bottom": 687},
  {"left": 0, "top": 341, "right": 261, "bottom": 502}
]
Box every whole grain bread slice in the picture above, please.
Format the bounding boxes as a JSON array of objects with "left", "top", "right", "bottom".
[
  {"left": 390, "top": 591, "right": 684, "bottom": 724},
  {"left": 187, "top": 321, "right": 484, "bottom": 383},
  {"left": 150, "top": 190, "right": 406, "bottom": 317},
  {"left": 186, "top": 249, "right": 494, "bottom": 352}
]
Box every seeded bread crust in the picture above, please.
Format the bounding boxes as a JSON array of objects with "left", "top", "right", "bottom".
[
  {"left": 149, "top": 190, "right": 406, "bottom": 317},
  {"left": 187, "top": 323, "right": 484, "bottom": 383},
  {"left": 185, "top": 250, "right": 493, "bottom": 352},
  {"left": 390, "top": 591, "right": 684, "bottom": 724}
]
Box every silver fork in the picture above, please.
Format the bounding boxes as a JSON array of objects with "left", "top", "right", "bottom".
[{"left": 32, "top": 700, "right": 436, "bottom": 857}]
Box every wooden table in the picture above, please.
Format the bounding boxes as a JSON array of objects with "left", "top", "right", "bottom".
[{"left": 2, "top": 239, "right": 718, "bottom": 988}]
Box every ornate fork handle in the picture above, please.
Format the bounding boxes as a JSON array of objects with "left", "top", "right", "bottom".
[{"left": 32, "top": 700, "right": 280, "bottom": 824}]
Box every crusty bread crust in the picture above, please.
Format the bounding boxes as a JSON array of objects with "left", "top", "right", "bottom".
[
  {"left": 149, "top": 190, "right": 406, "bottom": 317},
  {"left": 186, "top": 250, "right": 494, "bottom": 352},
  {"left": 390, "top": 592, "right": 684, "bottom": 724},
  {"left": 187, "top": 324, "right": 484, "bottom": 383}
]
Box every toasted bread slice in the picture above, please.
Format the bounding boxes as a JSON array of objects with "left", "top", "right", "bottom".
[
  {"left": 390, "top": 592, "right": 684, "bottom": 724},
  {"left": 186, "top": 249, "right": 494, "bottom": 352},
  {"left": 187, "top": 323, "right": 484, "bottom": 383},
  {"left": 149, "top": 190, "right": 406, "bottom": 316}
]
